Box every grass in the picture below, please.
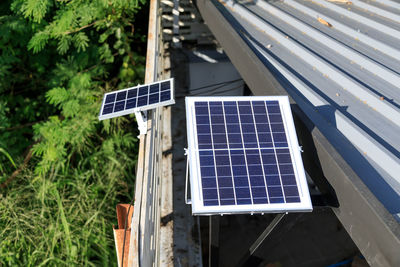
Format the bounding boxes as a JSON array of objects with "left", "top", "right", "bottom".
[{"left": 0, "top": 129, "right": 138, "bottom": 266}]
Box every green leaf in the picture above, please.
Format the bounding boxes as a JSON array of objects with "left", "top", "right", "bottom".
[
  {"left": 46, "top": 87, "right": 70, "bottom": 107},
  {"left": 57, "top": 35, "right": 72, "bottom": 54},
  {"left": 21, "top": 0, "right": 50, "bottom": 23},
  {"left": 61, "top": 100, "right": 80, "bottom": 118},
  {"left": 73, "top": 32, "right": 89, "bottom": 52},
  {"left": 28, "top": 30, "right": 50, "bottom": 53},
  {"left": 99, "top": 44, "right": 114, "bottom": 63},
  {"left": 0, "top": 147, "right": 16, "bottom": 171},
  {"left": 52, "top": 188, "right": 75, "bottom": 261}
]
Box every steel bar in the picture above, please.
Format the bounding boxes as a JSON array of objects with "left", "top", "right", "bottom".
[
  {"left": 208, "top": 216, "right": 220, "bottom": 267},
  {"left": 237, "top": 213, "right": 286, "bottom": 266}
]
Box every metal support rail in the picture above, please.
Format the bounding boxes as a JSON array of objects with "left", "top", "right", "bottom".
[
  {"left": 128, "top": 0, "right": 165, "bottom": 265},
  {"left": 128, "top": 0, "right": 203, "bottom": 265}
]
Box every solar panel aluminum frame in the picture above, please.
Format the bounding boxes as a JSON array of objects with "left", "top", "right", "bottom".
[
  {"left": 98, "top": 78, "right": 175, "bottom": 121},
  {"left": 186, "top": 96, "right": 312, "bottom": 215}
]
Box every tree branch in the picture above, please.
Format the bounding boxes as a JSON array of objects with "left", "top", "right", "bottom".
[
  {"left": 0, "top": 143, "right": 36, "bottom": 189},
  {"left": 4, "top": 121, "right": 41, "bottom": 131},
  {"left": 63, "top": 19, "right": 106, "bottom": 35},
  {"left": 79, "top": 52, "right": 119, "bottom": 74}
]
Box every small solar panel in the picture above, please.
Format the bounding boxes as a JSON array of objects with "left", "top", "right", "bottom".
[
  {"left": 98, "top": 78, "right": 174, "bottom": 120},
  {"left": 186, "top": 96, "right": 312, "bottom": 215}
]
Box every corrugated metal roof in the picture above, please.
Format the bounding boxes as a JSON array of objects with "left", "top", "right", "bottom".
[{"left": 208, "top": 0, "right": 400, "bottom": 216}]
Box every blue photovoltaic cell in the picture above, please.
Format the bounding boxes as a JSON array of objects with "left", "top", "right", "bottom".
[
  {"left": 137, "top": 96, "right": 148, "bottom": 107},
  {"left": 114, "top": 101, "right": 125, "bottom": 112},
  {"left": 150, "top": 84, "right": 159, "bottom": 93},
  {"left": 105, "top": 94, "right": 116, "bottom": 104},
  {"left": 161, "top": 81, "right": 170, "bottom": 91},
  {"left": 116, "top": 91, "right": 127, "bottom": 101},
  {"left": 127, "top": 88, "right": 137, "bottom": 98},
  {"left": 126, "top": 98, "right": 137, "bottom": 109},
  {"left": 195, "top": 100, "right": 300, "bottom": 207},
  {"left": 149, "top": 93, "right": 160, "bottom": 104},
  {"left": 99, "top": 79, "right": 173, "bottom": 118},
  {"left": 103, "top": 104, "right": 114, "bottom": 114},
  {"left": 138, "top": 86, "right": 148, "bottom": 96},
  {"left": 161, "top": 91, "right": 171, "bottom": 101}
]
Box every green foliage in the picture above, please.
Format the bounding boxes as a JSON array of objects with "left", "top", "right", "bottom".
[
  {"left": 0, "top": 0, "right": 147, "bottom": 265},
  {"left": 0, "top": 150, "right": 136, "bottom": 266},
  {"left": 21, "top": 0, "right": 51, "bottom": 23},
  {"left": 0, "top": 148, "right": 16, "bottom": 173}
]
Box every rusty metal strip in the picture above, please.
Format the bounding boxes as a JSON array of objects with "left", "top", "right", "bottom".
[{"left": 114, "top": 204, "right": 134, "bottom": 267}]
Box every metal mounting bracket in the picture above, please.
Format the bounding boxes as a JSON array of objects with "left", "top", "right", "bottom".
[
  {"left": 135, "top": 111, "right": 148, "bottom": 135},
  {"left": 184, "top": 149, "right": 192, "bottom": 205},
  {"left": 237, "top": 213, "right": 286, "bottom": 266}
]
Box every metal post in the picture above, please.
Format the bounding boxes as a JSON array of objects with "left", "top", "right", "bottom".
[
  {"left": 237, "top": 213, "right": 286, "bottom": 266},
  {"left": 209, "top": 216, "right": 220, "bottom": 267}
]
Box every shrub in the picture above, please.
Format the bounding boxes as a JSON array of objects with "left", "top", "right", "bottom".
[{"left": 0, "top": 0, "right": 147, "bottom": 265}]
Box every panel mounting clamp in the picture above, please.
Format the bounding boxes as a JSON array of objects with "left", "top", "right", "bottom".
[
  {"left": 135, "top": 111, "right": 148, "bottom": 135},
  {"left": 184, "top": 148, "right": 192, "bottom": 205}
]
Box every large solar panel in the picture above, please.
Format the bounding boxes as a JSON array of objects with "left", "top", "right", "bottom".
[
  {"left": 98, "top": 78, "right": 174, "bottom": 120},
  {"left": 186, "top": 96, "right": 312, "bottom": 215}
]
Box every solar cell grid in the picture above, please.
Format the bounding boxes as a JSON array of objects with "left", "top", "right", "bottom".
[
  {"left": 98, "top": 78, "right": 174, "bottom": 120},
  {"left": 186, "top": 96, "right": 312, "bottom": 215}
]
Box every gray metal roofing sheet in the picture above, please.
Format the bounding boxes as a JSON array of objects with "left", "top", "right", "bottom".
[
  {"left": 366, "top": 0, "right": 400, "bottom": 12},
  {"left": 210, "top": 0, "right": 400, "bottom": 216},
  {"left": 296, "top": 0, "right": 400, "bottom": 46}
]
